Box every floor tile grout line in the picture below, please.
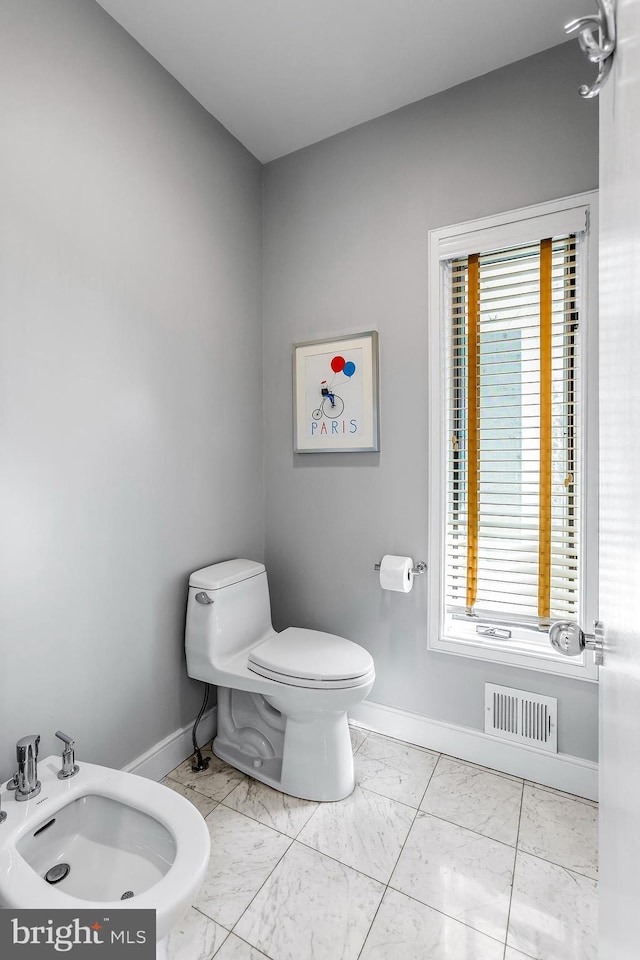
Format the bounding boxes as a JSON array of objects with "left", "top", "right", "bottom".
[
  {"left": 207, "top": 920, "right": 232, "bottom": 960},
  {"left": 167, "top": 766, "right": 250, "bottom": 806},
  {"left": 293, "top": 835, "right": 397, "bottom": 888},
  {"left": 217, "top": 777, "right": 322, "bottom": 836},
  {"left": 514, "top": 846, "right": 599, "bottom": 883},
  {"left": 205, "top": 781, "right": 438, "bottom": 888},
  {"left": 214, "top": 777, "right": 252, "bottom": 806},
  {"left": 500, "top": 931, "right": 545, "bottom": 960},
  {"left": 383, "top": 881, "right": 512, "bottom": 949},
  {"left": 354, "top": 883, "right": 388, "bottom": 960},
  {"left": 356, "top": 731, "right": 441, "bottom": 758},
  {"left": 214, "top": 930, "right": 275, "bottom": 960},
  {"left": 357, "top": 734, "right": 441, "bottom": 761},
  {"left": 215, "top": 798, "right": 317, "bottom": 840},
  {"left": 208, "top": 799, "right": 316, "bottom": 843},
  {"left": 524, "top": 779, "right": 598, "bottom": 807},
  {"left": 165, "top": 778, "right": 225, "bottom": 807},
  {"left": 224, "top": 835, "right": 295, "bottom": 944},
  {"left": 355, "top": 755, "right": 442, "bottom": 803},
  {"left": 352, "top": 733, "right": 442, "bottom": 760},
  {"left": 351, "top": 724, "right": 436, "bottom": 750},
  {"left": 216, "top": 775, "right": 432, "bottom": 840},
  {"left": 372, "top": 789, "right": 425, "bottom": 916},
  {"left": 210, "top": 780, "right": 437, "bottom": 883},
  {"left": 380, "top": 768, "right": 517, "bottom": 947},
  {"left": 416, "top": 807, "right": 521, "bottom": 850},
  {"left": 416, "top": 752, "right": 443, "bottom": 809},
  {"left": 351, "top": 787, "right": 419, "bottom": 812},
  {"left": 515, "top": 785, "right": 598, "bottom": 880},
  {"left": 501, "top": 940, "right": 538, "bottom": 960},
  {"left": 437, "top": 752, "right": 524, "bottom": 784},
  {"left": 354, "top": 780, "right": 431, "bottom": 813},
  {"left": 178, "top": 755, "right": 429, "bottom": 841},
  {"left": 223, "top": 778, "right": 427, "bottom": 821},
  {"left": 416, "top": 761, "right": 525, "bottom": 842},
  {"left": 191, "top": 903, "right": 231, "bottom": 931},
  {"left": 195, "top": 768, "right": 464, "bottom": 892},
  {"left": 225, "top": 835, "right": 390, "bottom": 957},
  {"left": 350, "top": 729, "right": 370, "bottom": 756},
  {"left": 503, "top": 778, "right": 525, "bottom": 955},
  {"left": 350, "top": 789, "right": 420, "bottom": 960}
]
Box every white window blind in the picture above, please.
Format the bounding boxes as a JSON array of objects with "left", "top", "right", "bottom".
[{"left": 445, "top": 235, "right": 580, "bottom": 629}]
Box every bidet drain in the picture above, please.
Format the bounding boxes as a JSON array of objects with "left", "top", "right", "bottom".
[
  {"left": 45, "top": 862, "right": 70, "bottom": 884},
  {"left": 121, "top": 890, "right": 134, "bottom": 900}
]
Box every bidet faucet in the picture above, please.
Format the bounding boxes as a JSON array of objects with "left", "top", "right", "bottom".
[
  {"left": 15, "top": 734, "right": 41, "bottom": 802},
  {"left": 55, "top": 730, "right": 79, "bottom": 779}
]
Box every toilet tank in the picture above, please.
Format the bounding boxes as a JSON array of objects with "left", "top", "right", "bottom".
[{"left": 185, "top": 559, "right": 273, "bottom": 683}]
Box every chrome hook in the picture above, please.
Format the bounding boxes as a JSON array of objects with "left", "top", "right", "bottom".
[{"left": 565, "top": 0, "right": 616, "bottom": 98}]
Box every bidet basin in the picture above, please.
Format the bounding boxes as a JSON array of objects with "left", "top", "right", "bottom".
[
  {"left": 17, "top": 794, "right": 177, "bottom": 901},
  {"left": 0, "top": 755, "right": 210, "bottom": 953}
]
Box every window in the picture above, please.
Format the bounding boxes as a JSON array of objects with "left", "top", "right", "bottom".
[{"left": 428, "top": 194, "right": 598, "bottom": 679}]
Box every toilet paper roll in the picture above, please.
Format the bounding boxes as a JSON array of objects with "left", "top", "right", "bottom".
[{"left": 379, "top": 555, "right": 413, "bottom": 593}]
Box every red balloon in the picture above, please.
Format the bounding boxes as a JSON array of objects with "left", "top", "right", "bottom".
[{"left": 331, "top": 355, "right": 345, "bottom": 373}]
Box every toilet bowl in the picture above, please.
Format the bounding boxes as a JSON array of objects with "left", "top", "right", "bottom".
[
  {"left": 185, "top": 559, "right": 375, "bottom": 801},
  {"left": 0, "top": 755, "right": 210, "bottom": 959}
]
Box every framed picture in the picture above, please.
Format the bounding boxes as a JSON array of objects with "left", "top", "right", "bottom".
[{"left": 293, "top": 331, "right": 379, "bottom": 453}]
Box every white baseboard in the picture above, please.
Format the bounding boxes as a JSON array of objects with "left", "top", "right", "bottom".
[
  {"left": 123, "top": 707, "right": 218, "bottom": 782},
  {"left": 350, "top": 699, "right": 598, "bottom": 801},
  {"left": 123, "top": 698, "right": 598, "bottom": 800}
]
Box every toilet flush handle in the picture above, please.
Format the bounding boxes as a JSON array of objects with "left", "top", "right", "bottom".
[{"left": 195, "top": 591, "right": 214, "bottom": 605}]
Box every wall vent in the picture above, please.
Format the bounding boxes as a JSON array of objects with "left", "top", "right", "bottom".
[{"left": 484, "top": 683, "right": 557, "bottom": 753}]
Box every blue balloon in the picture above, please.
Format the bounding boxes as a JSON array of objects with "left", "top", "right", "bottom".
[{"left": 343, "top": 361, "right": 356, "bottom": 377}]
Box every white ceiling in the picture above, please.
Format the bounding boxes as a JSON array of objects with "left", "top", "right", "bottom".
[{"left": 95, "top": 0, "right": 585, "bottom": 163}]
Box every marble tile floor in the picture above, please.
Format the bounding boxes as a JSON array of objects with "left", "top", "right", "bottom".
[{"left": 163, "top": 726, "right": 598, "bottom": 960}]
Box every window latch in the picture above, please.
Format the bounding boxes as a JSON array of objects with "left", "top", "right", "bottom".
[{"left": 476, "top": 625, "right": 512, "bottom": 640}]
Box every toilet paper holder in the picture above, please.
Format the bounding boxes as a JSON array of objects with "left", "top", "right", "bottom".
[{"left": 374, "top": 559, "right": 427, "bottom": 578}]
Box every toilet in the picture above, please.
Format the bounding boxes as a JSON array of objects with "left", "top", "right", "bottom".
[
  {"left": 185, "top": 559, "right": 375, "bottom": 801},
  {"left": 0, "top": 755, "right": 210, "bottom": 960}
]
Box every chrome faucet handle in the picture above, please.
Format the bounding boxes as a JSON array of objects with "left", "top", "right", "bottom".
[
  {"left": 16, "top": 733, "right": 40, "bottom": 764},
  {"left": 55, "top": 730, "right": 79, "bottom": 779},
  {"left": 55, "top": 730, "right": 74, "bottom": 747},
  {"left": 15, "top": 734, "right": 41, "bottom": 801}
]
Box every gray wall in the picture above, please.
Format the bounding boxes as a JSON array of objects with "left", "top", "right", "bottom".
[
  {"left": 0, "top": 6, "right": 599, "bottom": 778},
  {"left": 263, "top": 42, "right": 600, "bottom": 760},
  {"left": 0, "top": 0, "right": 263, "bottom": 778}
]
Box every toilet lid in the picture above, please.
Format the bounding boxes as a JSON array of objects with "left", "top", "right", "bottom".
[
  {"left": 248, "top": 627, "right": 374, "bottom": 686},
  {"left": 189, "top": 559, "right": 265, "bottom": 590}
]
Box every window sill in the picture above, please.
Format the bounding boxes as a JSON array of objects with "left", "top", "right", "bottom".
[{"left": 429, "top": 629, "right": 599, "bottom": 681}]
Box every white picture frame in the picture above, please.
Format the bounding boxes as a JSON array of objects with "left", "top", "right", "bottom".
[{"left": 293, "top": 331, "right": 379, "bottom": 453}]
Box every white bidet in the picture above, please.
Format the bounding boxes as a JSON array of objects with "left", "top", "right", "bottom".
[{"left": 0, "top": 755, "right": 210, "bottom": 959}]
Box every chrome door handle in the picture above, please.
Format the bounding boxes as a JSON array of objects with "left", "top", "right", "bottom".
[
  {"left": 549, "top": 620, "right": 604, "bottom": 665},
  {"left": 195, "top": 591, "right": 214, "bottom": 605}
]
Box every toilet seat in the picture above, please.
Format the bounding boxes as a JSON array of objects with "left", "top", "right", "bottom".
[{"left": 247, "top": 627, "right": 375, "bottom": 689}]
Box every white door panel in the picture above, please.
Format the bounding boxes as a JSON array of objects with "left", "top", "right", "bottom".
[{"left": 598, "top": 1, "right": 640, "bottom": 956}]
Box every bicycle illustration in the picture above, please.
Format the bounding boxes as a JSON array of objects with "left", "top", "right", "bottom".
[
  {"left": 311, "top": 355, "right": 356, "bottom": 420},
  {"left": 312, "top": 382, "right": 345, "bottom": 419}
]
